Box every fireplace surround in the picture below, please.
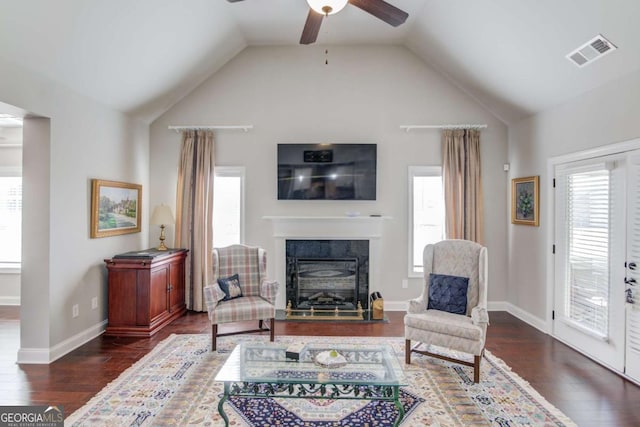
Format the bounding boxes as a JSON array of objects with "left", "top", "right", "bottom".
[
  {"left": 286, "top": 240, "right": 369, "bottom": 310},
  {"left": 264, "top": 215, "right": 390, "bottom": 310}
]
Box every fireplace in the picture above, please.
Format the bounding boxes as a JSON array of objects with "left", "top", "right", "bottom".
[
  {"left": 286, "top": 240, "right": 369, "bottom": 310},
  {"left": 295, "top": 258, "right": 358, "bottom": 309},
  {"left": 264, "top": 215, "right": 388, "bottom": 310}
]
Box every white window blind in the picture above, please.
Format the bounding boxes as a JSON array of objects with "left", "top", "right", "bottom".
[
  {"left": 0, "top": 176, "right": 22, "bottom": 264},
  {"left": 561, "top": 166, "right": 611, "bottom": 337}
]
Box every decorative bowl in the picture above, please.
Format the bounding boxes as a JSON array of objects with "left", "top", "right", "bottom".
[{"left": 314, "top": 350, "right": 347, "bottom": 368}]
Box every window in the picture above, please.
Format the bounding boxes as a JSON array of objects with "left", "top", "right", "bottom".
[
  {"left": 409, "top": 166, "right": 445, "bottom": 275},
  {"left": 0, "top": 169, "right": 22, "bottom": 268},
  {"left": 213, "top": 167, "right": 244, "bottom": 248}
]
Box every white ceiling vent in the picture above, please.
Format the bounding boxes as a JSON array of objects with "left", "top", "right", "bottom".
[{"left": 567, "top": 34, "right": 617, "bottom": 67}]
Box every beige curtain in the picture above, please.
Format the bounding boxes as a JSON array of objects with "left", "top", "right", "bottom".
[
  {"left": 442, "top": 129, "right": 484, "bottom": 243},
  {"left": 175, "top": 130, "right": 215, "bottom": 311}
]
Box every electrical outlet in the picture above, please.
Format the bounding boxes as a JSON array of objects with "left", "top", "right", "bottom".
[
  {"left": 91, "top": 297, "right": 98, "bottom": 310},
  {"left": 72, "top": 304, "right": 79, "bottom": 318},
  {"left": 402, "top": 279, "right": 408, "bottom": 289}
]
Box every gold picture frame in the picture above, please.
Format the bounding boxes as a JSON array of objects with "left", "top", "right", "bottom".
[
  {"left": 91, "top": 179, "right": 142, "bottom": 238},
  {"left": 511, "top": 176, "right": 539, "bottom": 226}
]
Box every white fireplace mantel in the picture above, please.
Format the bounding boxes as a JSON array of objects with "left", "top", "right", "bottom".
[
  {"left": 263, "top": 215, "right": 392, "bottom": 309},
  {"left": 262, "top": 215, "right": 392, "bottom": 239}
]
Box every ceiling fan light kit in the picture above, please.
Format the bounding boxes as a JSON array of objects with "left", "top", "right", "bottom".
[
  {"left": 228, "top": 0, "right": 408, "bottom": 45},
  {"left": 306, "top": 0, "right": 348, "bottom": 15}
]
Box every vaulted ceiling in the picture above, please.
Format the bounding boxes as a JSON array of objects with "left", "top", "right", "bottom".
[{"left": 1, "top": 0, "right": 639, "bottom": 124}]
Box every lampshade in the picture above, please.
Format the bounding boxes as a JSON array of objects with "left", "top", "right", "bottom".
[
  {"left": 150, "top": 204, "right": 174, "bottom": 225},
  {"left": 306, "top": 0, "right": 348, "bottom": 15}
]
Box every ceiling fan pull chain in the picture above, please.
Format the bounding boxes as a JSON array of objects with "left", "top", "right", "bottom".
[{"left": 325, "top": 49, "right": 329, "bottom": 65}]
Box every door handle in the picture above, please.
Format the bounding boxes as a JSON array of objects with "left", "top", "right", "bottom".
[
  {"left": 627, "top": 289, "right": 635, "bottom": 304},
  {"left": 629, "top": 262, "right": 637, "bottom": 271},
  {"left": 625, "top": 277, "right": 637, "bottom": 286}
]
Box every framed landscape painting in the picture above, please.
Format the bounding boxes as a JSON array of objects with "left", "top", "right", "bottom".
[
  {"left": 91, "top": 179, "right": 142, "bottom": 238},
  {"left": 511, "top": 176, "right": 539, "bottom": 226}
]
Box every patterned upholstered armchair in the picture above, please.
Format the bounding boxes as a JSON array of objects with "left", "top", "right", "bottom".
[
  {"left": 404, "top": 239, "right": 489, "bottom": 383},
  {"left": 203, "top": 244, "right": 279, "bottom": 351}
]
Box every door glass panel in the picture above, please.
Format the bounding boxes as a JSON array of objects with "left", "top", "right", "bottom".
[{"left": 564, "top": 169, "right": 611, "bottom": 337}]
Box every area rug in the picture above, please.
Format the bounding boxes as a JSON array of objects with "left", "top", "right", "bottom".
[{"left": 65, "top": 334, "right": 576, "bottom": 426}]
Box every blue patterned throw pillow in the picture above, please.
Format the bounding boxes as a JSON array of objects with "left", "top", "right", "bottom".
[
  {"left": 427, "top": 273, "right": 469, "bottom": 315},
  {"left": 218, "top": 274, "right": 243, "bottom": 301}
]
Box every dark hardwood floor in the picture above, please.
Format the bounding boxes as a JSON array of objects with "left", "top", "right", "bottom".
[{"left": 1, "top": 307, "right": 639, "bottom": 426}]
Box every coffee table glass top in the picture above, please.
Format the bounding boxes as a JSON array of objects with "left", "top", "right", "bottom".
[{"left": 215, "top": 342, "right": 406, "bottom": 387}]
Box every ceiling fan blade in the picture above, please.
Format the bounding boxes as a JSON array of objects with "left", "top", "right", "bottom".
[
  {"left": 300, "top": 9, "right": 324, "bottom": 45},
  {"left": 348, "top": 0, "right": 408, "bottom": 27},
  {"left": 226, "top": 0, "right": 245, "bottom": 2}
]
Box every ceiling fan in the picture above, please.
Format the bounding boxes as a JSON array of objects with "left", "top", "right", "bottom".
[{"left": 227, "top": 0, "right": 409, "bottom": 45}]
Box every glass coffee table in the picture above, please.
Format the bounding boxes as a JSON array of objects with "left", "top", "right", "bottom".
[{"left": 215, "top": 342, "right": 407, "bottom": 426}]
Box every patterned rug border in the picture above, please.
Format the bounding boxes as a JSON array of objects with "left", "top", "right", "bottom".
[
  {"left": 65, "top": 334, "right": 190, "bottom": 425},
  {"left": 66, "top": 334, "right": 577, "bottom": 426},
  {"left": 66, "top": 334, "right": 183, "bottom": 415},
  {"left": 482, "top": 348, "right": 573, "bottom": 425}
]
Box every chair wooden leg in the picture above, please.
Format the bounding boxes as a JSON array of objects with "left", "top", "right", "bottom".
[
  {"left": 270, "top": 318, "right": 275, "bottom": 342},
  {"left": 405, "top": 339, "right": 411, "bottom": 364},
  {"left": 211, "top": 324, "right": 218, "bottom": 352},
  {"left": 473, "top": 355, "right": 481, "bottom": 383},
  {"left": 259, "top": 319, "right": 264, "bottom": 329}
]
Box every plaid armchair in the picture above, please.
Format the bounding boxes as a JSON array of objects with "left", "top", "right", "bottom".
[
  {"left": 203, "top": 244, "right": 279, "bottom": 351},
  {"left": 404, "top": 239, "right": 489, "bottom": 383}
]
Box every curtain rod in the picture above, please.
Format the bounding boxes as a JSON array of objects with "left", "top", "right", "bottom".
[
  {"left": 168, "top": 125, "right": 253, "bottom": 133},
  {"left": 400, "top": 124, "right": 488, "bottom": 132}
]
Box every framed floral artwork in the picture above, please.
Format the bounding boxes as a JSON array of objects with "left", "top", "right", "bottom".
[{"left": 511, "top": 176, "right": 539, "bottom": 226}]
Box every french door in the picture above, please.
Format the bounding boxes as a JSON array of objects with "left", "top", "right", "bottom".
[
  {"left": 625, "top": 151, "right": 640, "bottom": 380},
  {"left": 554, "top": 149, "right": 640, "bottom": 381}
]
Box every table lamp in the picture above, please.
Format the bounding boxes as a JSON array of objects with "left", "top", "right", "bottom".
[{"left": 150, "top": 204, "right": 174, "bottom": 250}]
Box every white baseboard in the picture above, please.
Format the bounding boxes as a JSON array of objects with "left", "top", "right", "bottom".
[
  {"left": 503, "top": 302, "right": 549, "bottom": 334},
  {"left": 0, "top": 296, "right": 20, "bottom": 305},
  {"left": 384, "top": 301, "right": 408, "bottom": 311},
  {"left": 17, "top": 319, "right": 108, "bottom": 364},
  {"left": 487, "top": 300, "right": 508, "bottom": 311}
]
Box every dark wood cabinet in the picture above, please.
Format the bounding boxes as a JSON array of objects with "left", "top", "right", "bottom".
[{"left": 104, "top": 248, "right": 188, "bottom": 337}]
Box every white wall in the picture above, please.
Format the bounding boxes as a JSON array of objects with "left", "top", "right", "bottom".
[
  {"left": 508, "top": 68, "right": 640, "bottom": 325},
  {"left": 0, "top": 273, "right": 20, "bottom": 305},
  {"left": 0, "top": 57, "right": 149, "bottom": 362},
  {"left": 150, "top": 45, "right": 509, "bottom": 308}
]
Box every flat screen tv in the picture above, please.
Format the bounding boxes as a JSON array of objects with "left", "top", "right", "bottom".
[{"left": 278, "top": 143, "right": 377, "bottom": 200}]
